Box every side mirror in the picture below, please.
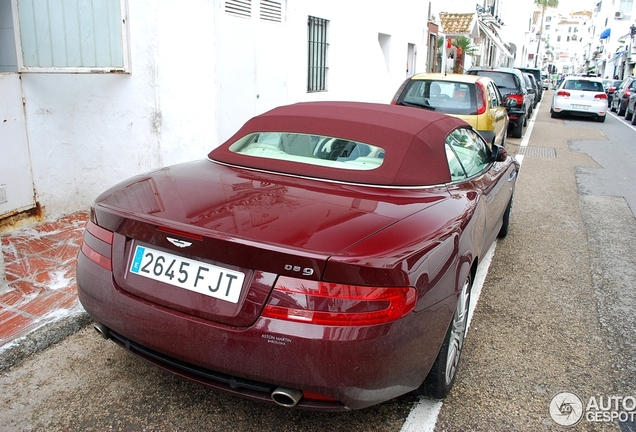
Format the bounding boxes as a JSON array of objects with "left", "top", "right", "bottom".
[
  {"left": 491, "top": 144, "right": 508, "bottom": 162},
  {"left": 506, "top": 99, "right": 518, "bottom": 107}
]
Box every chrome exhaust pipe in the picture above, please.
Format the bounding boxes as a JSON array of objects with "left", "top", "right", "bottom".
[
  {"left": 271, "top": 387, "right": 303, "bottom": 407},
  {"left": 93, "top": 322, "right": 111, "bottom": 339}
]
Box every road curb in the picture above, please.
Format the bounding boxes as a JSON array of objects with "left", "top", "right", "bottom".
[{"left": 0, "top": 309, "right": 92, "bottom": 372}]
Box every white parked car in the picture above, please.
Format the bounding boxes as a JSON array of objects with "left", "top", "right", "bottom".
[{"left": 550, "top": 77, "right": 607, "bottom": 122}]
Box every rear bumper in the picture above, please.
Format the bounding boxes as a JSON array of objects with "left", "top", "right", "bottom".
[
  {"left": 77, "top": 251, "right": 451, "bottom": 411},
  {"left": 552, "top": 99, "right": 606, "bottom": 118},
  {"left": 506, "top": 108, "right": 526, "bottom": 127}
]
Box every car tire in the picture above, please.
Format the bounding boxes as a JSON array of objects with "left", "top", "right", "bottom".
[
  {"left": 618, "top": 101, "right": 626, "bottom": 116},
  {"left": 631, "top": 111, "right": 636, "bottom": 125},
  {"left": 611, "top": 101, "right": 617, "bottom": 112},
  {"left": 550, "top": 110, "right": 559, "bottom": 119},
  {"left": 626, "top": 106, "right": 633, "bottom": 121},
  {"left": 511, "top": 120, "right": 524, "bottom": 138},
  {"left": 417, "top": 272, "right": 472, "bottom": 399},
  {"left": 597, "top": 115, "right": 606, "bottom": 123},
  {"left": 498, "top": 195, "right": 514, "bottom": 238}
]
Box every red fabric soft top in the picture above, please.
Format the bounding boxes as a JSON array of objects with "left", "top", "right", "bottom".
[{"left": 209, "top": 101, "right": 469, "bottom": 186}]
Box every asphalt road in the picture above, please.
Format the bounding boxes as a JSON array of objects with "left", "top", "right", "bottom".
[{"left": 1, "top": 92, "right": 635, "bottom": 431}]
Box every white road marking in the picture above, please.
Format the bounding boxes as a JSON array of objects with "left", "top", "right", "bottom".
[
  {"left": 399, "top": 99, "right": 540, "bottom": 431},
  {"left": 399, "top": 245, "right": 497, "bottom": 432}
]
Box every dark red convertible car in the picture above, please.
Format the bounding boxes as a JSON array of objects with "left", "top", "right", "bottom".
[{"left": 77, "top": 101, "right": 519, "bottom": 411}]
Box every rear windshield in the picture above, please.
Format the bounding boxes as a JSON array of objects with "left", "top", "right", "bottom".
[
  {"left": 400, "top": 80, "right": 477, "bottom": 115},
  {"left": 229, "top": 132, "right": 385, "bottom": 171},
  {"left": 563, "top": 80, "right": 604, "bottom": 92},
  {"left": 473, "top": 71, "right": 519, "bottom": 90},
  {"left": 519, "top": 69, "right": 541, "bottom": 80}
]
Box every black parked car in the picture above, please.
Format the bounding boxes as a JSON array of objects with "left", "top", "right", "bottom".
[
  {"left": 611, "top": 76, "right": 636, "bottom": 116},
  {"left": 518, "top": 67, "right": 544, "bottom": 102},
  {"left": 524, "top": 73, "right": 539, "bottom": 111},
  {"left": 467, "top": 67, "right": 529, "bottom": 138}
]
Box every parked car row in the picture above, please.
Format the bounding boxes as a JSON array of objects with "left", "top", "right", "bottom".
[
  {"left": 517, "top": 67, "right": 545, "bottom": 103},
  {"left": 390, "top": 73, "right": 510, "bottom": 145},
  {"left": 392, "top": 66, "right": 541, "bottom": 142},
  {"left": 610, "top": 76, "right": 636, "bottom": 118},
  {"left": 602, "top": 78, "right": 623, "bottom": 107}
]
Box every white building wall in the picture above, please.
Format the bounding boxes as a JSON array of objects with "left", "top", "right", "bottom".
[
  {"left": 14, "top": 0, "right": 429, "bottom": 219},
  {"left": 499, "top": 0, "right": 534, "bottom": 67}
]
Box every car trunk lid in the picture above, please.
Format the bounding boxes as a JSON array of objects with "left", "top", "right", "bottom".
[{"left": 94, "top": 160, "right": 448, "bottom": 327}]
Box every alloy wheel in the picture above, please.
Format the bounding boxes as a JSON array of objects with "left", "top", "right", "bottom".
[{"left": 444, "top": 275, "right": 470, "bottom": 387}]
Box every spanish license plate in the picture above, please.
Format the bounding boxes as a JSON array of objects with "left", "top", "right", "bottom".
[
  {"left": 571, "top": 104, "right": 589, "bottom": 110},
  {"left": 129, "top": 245, "right": 245, "bottom": 303}
]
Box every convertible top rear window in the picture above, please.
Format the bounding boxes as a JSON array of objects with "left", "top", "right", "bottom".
[
  {"left": 210, "top": 102, "right": 466, "bottom": 186},
  {"left": 229, "top": 132, "right": 385, "bottom": 171}
]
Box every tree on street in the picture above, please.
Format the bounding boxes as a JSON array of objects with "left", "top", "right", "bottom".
[{"left": 534, "top": 0, "right": 559, "bottom": 67}]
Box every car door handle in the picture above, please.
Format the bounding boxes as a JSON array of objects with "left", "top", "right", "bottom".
[{"left": 508, "top": 171, "right": 517, "bottom": 182}]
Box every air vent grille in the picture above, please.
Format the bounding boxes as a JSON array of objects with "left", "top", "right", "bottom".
[
  {"left": 225, "top": 0, "right": 251, "bottom": 18},
  {"left": 260, "top": 0, "right": 282, "bottom": 22}
]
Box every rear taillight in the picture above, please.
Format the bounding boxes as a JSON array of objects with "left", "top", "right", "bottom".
[
  {"left": 506, "top": 93, "right": 525, "bottom": 106},
  {"left": 262, "top": 276, "right": 417, "bottom": 326},
  {"left": 557, "top": 90, "right": 571, "bottom": 97},
  {"left": 625, "top": 88, "right": 632, "bottom": 98},
  {"left": 594, "top": 93, "right": 607, "bottom": 100},
  {"left": 475, "top": 82, "right": 487, "bottom": 115},
  {"left": 81, "top": 220, "right": 113, "bottom": 270}
]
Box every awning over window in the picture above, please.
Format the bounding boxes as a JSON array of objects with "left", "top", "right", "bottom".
[
  {"left": 609, "top": 50, "right": 626, "bottom": 62},
  {"left": 478, "top": 22, "right": 513, "bottom": 59},
  {"left": 600, "top": 28, "right": 611, "bottom": 39}
]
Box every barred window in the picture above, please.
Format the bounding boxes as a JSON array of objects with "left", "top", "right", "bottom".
[{"left": 307, "top": 16, "right": 328, "bottom": 92}]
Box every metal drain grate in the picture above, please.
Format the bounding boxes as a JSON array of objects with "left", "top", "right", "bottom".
[{"left": 515, "top": 146, "right": 556, "bottom": 158}]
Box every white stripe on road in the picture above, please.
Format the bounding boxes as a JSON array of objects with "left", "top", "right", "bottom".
[
  {"left": 399, "top": 244, "right": 497, "bottom": 432},
  {"left": 400, "top": 99, "right": 539, "bottom": 431}
]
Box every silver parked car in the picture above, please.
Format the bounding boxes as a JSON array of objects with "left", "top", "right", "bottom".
[
  {"left": 624, "top": 92, "right": 636, "bottom": 124},
  {"left": 523, "top": 73, "right": 536, "bottom": 113},
  {"left": 610, "top": 76, "right": 636, "bottom": 116},
  {"left": 550, "top": 76, "right": 607, "bottom": 123}
]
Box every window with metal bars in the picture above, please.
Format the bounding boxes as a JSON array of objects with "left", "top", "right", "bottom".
[{"left": 307, "top": 16, "right": 328, "bottom": 92}]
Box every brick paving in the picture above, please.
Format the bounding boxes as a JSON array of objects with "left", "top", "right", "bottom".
[{"left": 0, "top": 212, "right": 88, "bottom": 346}]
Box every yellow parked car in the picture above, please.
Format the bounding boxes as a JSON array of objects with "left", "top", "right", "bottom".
[{"left": 391, "top": 73, "right": 509, "bottom": 146}]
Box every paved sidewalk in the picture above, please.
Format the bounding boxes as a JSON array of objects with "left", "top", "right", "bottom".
[{"left": 0, "top": 212, "right": 92, "bottom": 370}]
